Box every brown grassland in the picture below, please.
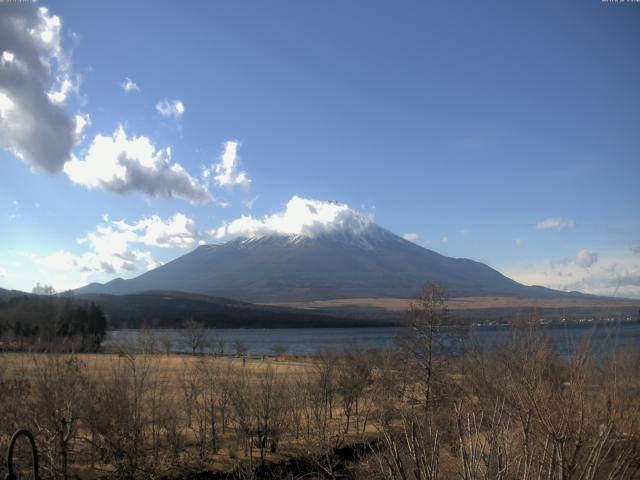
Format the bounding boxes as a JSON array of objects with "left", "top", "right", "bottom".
[
  {"left": 0, "top": 287, "right": 639, "bottom": 479},
  {"left": 267, "top": 296, "right": 639, "bottom": 312}
]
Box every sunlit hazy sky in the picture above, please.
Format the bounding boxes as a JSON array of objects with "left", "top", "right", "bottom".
[{"left": 1, "top": 1, "right": 639, "bottom": 297}]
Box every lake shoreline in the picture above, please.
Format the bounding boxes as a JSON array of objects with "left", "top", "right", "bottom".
[{"left": 105, "top": 320, "right": 640, "bottom": 357}]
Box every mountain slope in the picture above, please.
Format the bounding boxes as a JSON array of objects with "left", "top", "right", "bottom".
[
  {"left": 75, "top": 224, "right": 588, "bottom": 302},
  {"left": 0, "top": 287, "right": 31, "bottom": 302}
]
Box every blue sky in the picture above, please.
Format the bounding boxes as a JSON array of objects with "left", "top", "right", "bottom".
[{"left": 1, "top": 0, "right": 639, "bottom": 297}]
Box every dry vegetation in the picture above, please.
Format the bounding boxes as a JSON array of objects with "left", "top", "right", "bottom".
[
  {"left": 0, "top": 286, "right": 639, "bottom": 479},
  {"left": 0, "top": 349, "right": 381, "bottom": 479},
  {"left": 267, "top": 296, "right": 639, "bottom": 312}
]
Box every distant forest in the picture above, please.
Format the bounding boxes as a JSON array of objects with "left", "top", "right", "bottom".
[
  {"left": 0, "top": 295, "right": 107, "bottom": 352},
  {"left": 72, "top": 292, "right": 395, "bottom": 329}
]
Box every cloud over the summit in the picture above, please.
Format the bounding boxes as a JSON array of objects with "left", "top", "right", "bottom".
[
  {"left": 0, "top": 4, "right": 83, "bottom": 173},
  {"left": 214, "top": 196, "right": 373, "bottom": 239},
  {"left": 64, "top": 126, "right": 211, "bottom": 203}
]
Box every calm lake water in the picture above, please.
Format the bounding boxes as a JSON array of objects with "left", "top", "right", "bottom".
[{"left": 105, "top": 321, "right": 640, "bottom": 357}]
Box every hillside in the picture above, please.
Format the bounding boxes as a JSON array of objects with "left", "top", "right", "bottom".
[{"left": 74, "top": 290, "right": 393, "bottom": 328}]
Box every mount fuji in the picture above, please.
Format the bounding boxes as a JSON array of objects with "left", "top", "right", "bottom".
[{"left": 73, "top": 222, "right": 586, "bottom": 303}]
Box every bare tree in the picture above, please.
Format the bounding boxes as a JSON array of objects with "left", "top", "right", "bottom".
[
  {"left": 252, "top": 366, "right": 290, "bottom": 462},
  {"left": 29, "top": 355, "right": 85, "bottom": 480},
  {"left": 182, "top": 319, "right": 207, "bottom": 355},
  {"left": 178, "top": 359, "right": 199, "bottom": 429},
  {"left": 272, "top": 344, "right": 288, "bottom": 360},
  {"left": 401, "top": 283, "right": 448, "bottom": 416},
  {"left": 233, "top": 339, "right": 249, "bottom": 357},
  {"left": 211, "top": 330, "right": 225, "bottom": 356},
  {"left": 336, "top": 349, "right": 372, "bottom": 434},
  {"left": 32, "top": 283, "right": 56, "bottom": 295},
  {"left": 79, "top": 351, "right": 159, "bottom": 479},
  {"left": 137, "top": 329, "right": 157, "bottom": 354},
  {"left": 229, "top": 368, "right": 253, "bottom": 461},
  {"left": 159, "top": 334, "right": 172, "bottom": 355}
]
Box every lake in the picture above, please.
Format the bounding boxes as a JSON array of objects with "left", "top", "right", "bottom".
[{"left": 105, "top": 320, "right": 640, "bottom": 357}]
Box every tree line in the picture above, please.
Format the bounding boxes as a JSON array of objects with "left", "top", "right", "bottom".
[{"left": 0, "top": 294, "right": 107, "bottom": 352}]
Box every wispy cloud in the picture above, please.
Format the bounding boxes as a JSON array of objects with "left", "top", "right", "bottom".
[
  {"left": 156, "top": 98, "right": 184, "bottom": 119},
  {"left": 73, "top": 113, "right": 91, "bottom": 143},
  {"left": 502, "top": 250, "right": 640, "bottom": 298},
  {"left": 204, "top": 141, "right": 251, "bottom": 188},
  {"left": 403, "top": 233, "right": 419, "bottom": 242},
  {"left": 574, "top": 249, "right": 598, "bottom": 268},
  {"left": 551, "top": 249, "right": 599, "bottom": 269},
  {"left": 242, "top": 196, "right": 259, "bottom": 210},
  {"left": 7, "top": 198, "right": 20, "bottom": 221},
  {"left": 120, "top": 77, "right": 140, "bottom": 93},
  {"left": 534, "top": 217, "right": 576, "bottom": 231}
]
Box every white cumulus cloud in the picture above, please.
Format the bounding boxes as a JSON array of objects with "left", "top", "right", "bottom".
[
  {"left": 30, "top": 211, "right": 208, "bottom": 280},
  {"left": 156, "top": 98, "right": 184, "bottom": 119},
  {"left": 120, "top": 77, "right": 139, "bottom": 93},
  {"left": 205, "top": 140, "right": 251, "bottom": 188},
  {"left": 112, "top": 213, "right": 210, "bottom": 249},
  {"left": 534, "top": 217, "right": 576, "bottom": 231},
  {"left": 214, "top": 196, "right": 373, "bottom": 239},
  {"left": 0, "top": 4, "right": 85, "bottom": 172},
  {"left": 63, "top": 126, "right": 211, "bottom": 203}
]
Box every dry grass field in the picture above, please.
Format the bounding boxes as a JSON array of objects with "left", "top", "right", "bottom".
[
  {"left": 267, "top": 295, "right": 640, "bottom": 312},
  {"left": 0, "top": 351, "right": 316, "bottom": 380},
  {"left": 0, "top": 349, "right": 382, "bottom": 479},
  {"left": 1, "top": 304, "right": 638, "bottom": 479}
]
